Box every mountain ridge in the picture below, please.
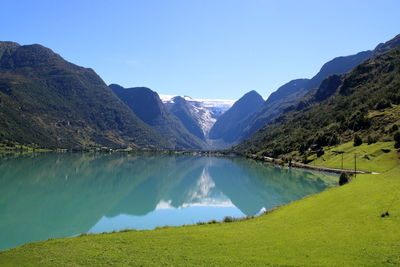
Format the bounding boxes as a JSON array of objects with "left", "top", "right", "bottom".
[
  {"left": 236, "top": 34, "right": 400, "bottom": 143},
  {"left": 209, "top": 90, "right": 264, "bottom": 144},
  {"left": 0, "top": 42, "right": 170, "bottom": 149},
  {"left": 234, "top": 44, "right": 400, "bottom": 158},
  {"left": 110, "top": 84, "right": 205, "bottom": 150}
]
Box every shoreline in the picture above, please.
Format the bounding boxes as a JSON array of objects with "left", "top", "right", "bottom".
[
  {"left": 0, "top": 145, "right": 372, "bottom": 175},
  {"left": 246, "top": 154, "right": 375, "bottom": 174}
]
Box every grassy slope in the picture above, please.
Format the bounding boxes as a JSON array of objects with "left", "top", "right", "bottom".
[
  {"left": 0, "top": 145, "right": 399, "bottom": 266},
  {"left": 310, "top": 142, "right": 398, "bottom": 173}
]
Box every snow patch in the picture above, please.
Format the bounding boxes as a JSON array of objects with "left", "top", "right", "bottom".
[{"left": 160, "top": 94, "right": 235, "bottom": 137}]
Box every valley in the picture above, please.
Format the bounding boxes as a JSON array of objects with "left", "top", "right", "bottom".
[{"left": 0, "top": 7, "right": 399, "bottom": 265}]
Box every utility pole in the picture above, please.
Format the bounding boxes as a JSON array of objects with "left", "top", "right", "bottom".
[
  {"left": 354, "top": 153, "right": 357, "bottom": 178},
  {"left": 341, "top": 153, "right": 344, "bottom": 170},
  {"left": 333, "top": 151, "right": 345, "bottom": 170}
]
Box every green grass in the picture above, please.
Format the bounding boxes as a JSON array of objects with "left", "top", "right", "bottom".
[
  {"left": 310, "top": 141, "right": 398, "bottom": 173},
  {"left": 0, "top": 145, "right": 399, "bottom": 266},
  {"left": 0, "top": 143, "right": 53, "bottom": 155}
]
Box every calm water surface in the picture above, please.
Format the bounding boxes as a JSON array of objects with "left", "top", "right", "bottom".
[{"left": 0, "top": 153, "right": 337, "bottom": 250}]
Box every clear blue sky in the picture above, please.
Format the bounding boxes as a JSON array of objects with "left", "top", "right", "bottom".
[{"left": 1, "top": 0, "right": 399, "bottom": 99}]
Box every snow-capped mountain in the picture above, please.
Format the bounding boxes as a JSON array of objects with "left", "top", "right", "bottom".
[{"left": 160, "top": 95, "right": 235, "bottom": 139}]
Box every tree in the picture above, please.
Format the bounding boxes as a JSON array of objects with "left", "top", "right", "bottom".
[
  {"left": 394, "top": 132, "right": 400, "bottom": 149},
  {"left": 353, "top": 134, "right": 362, "bottom": 146},
  {"left": 367, "top": 135, "right": 377, "bottom": 145},
  {"left": 339, "top": 172, "right": 350, "bottom": 186}
]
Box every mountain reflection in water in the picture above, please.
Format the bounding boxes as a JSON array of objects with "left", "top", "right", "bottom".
[{"left": 0, "top": 153, "right": 336, "bottom": 250}]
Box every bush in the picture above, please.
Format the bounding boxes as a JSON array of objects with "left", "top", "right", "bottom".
[
  {"left": 302, "top": 154, "right": 308, "bottom": 164},
  {"left": 375, "top": 100, "right": 391, "bottom": 110},
  {"left": 339, "top": 172, "right": 350, "bottom": 186},
  {"left": 353, "top": 134, "right": 363, "bottom": 146},
  {"left": 394, "top": 132, "right": 400, "bottom": 149},
  {"left": 367, "top": 135, "right": 377, "bottom": 145},
  {"left": 223, "top": 216, "right": 235, "bottom": 223}
]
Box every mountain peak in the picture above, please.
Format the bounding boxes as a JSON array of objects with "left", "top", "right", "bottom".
[
  {"left": 0, "top": 41, "right": 20, "bottom": 61},
  {"left": 208, "top": 90, "right": 264, "bottom": 143},
  {"left": 236, "top": 90, "right": 264, "bottom": 105},
  {"left": 374, "top": 34, "right": 400, "bottom": 54},
  {"left": 373, "top": 34, "right": 400, "bottom": 54},
  {"left": 0, "top": 41, "right": 20, "bottom": 49},
  {"left": 111, "top": 84, "right": 205, "bottom": 149},
  {"left": 109, "top": 83, "right": 124, "bottom": 90},
  {"left": 110, "top": 84, "right": 163, "bottom": 124}
]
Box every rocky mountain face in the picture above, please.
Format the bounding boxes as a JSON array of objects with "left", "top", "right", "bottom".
[
  {"left": 0, "top": 42, "right": 170, "bottom": 149},
  {"left": 110, "top": 84, "right": 205, "bottom": 150},
  {"left": 166, "top": 96, "right": 208, "bottom": 140},
  {"left": 209, "top": 90, "right": 264, "bottom": 144},
  {"left": 161, "top": 95, "right": 235, "bottom": 141}
]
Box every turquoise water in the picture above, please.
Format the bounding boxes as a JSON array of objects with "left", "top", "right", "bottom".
[{"left": 0, "top": 153, "right": 336, "bottom": 250}]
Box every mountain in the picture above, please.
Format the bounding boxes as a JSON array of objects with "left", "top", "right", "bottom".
[
  {"left": 167, "top": 96, "right": 207, "bottom": 140},
  {"left": 0, "top": 42, "right": 170, "bottom": 149},
  {"left": 110, "top": 84, "right": 205, "bottom": 150},
  {"left": 239, "top": 51, "right": 374, "bottom": 141},
  {"left": 209, "top": 90, "right": 264, "bottom": 144},
  {"left": 234, "top": 44, "right": 400, "bottom": 158},
  {"left": 373, "top": 34, "right": 400, "bottom": 54},
  {"left": 239, "top": 35, "right": 400, "bottom": 143},
  {"left": 161, "top": 95, "right": 235, "bottom": 140}
]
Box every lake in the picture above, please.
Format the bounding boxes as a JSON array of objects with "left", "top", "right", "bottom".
[{"left": 0, "top": 153, "right": 336, "bottom": 250}]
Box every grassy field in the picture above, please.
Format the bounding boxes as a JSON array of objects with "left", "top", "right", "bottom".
[
  {"left": 310, "top": 142, "right": 398, "bottom": 173},
  {"left": 0, "top": 142, "right": 399, "bottom": 266}
]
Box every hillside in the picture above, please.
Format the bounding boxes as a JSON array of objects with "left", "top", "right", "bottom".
[
  {"left": 162, "top": 95, "right": 234, "bottom": 141},
  {"left": 110, "top": 84, "right": 205, "bottom": 150},
  {"left": 0, "top": 42, "right": 169, "bottom": 149},
  {"left": 234, "top": 45, "right": 400, "bottom": 158},
  {"left": 209, "top": 90, "right": 264, "bottom": 144},
  {"left": 238, "top": 36, "right": 400, "bottom": 142},
  {"left": 166, "top": 96, "right": 208, "bottom": 140}
]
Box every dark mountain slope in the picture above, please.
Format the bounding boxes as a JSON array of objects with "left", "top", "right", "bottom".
[
  {"left": 110, "top": 84, "right": 205, "bottom": 150},
  {"left": 0, "top": 42, "right": 170, "bottom": 149},
  {"left": 240, "top": 51, "right": 374, "bottom": 141},
  {"left": 209, "top": 90, "right": 264, "bottom": 143},
  {"left": 374, "top": 34, "right": 400, "bottom": 54},
  {"left": 305, "top": 50, "right": 373, "bottom": 92},
  {"left": 240, "top": 35, "right": 400, "bottom": 142},
  {"left": 265, "top": 79, "right": 310, "bottom": 104},
  {"left": 234, "top": 45, "right": 400, "bottom": 157},
  {"left": 241, "top": 79, "right": 310, "bottom": 139},
  {"left": 168, "top": 96, "right": 206, "bottom": 140}
]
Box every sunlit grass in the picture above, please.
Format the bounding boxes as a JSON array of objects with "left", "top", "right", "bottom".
[{"left": 310, "top": 141, "right": 398, "bottom": 173}]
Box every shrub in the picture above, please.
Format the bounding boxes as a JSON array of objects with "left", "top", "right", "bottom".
[
  {"left": 375, "top": 100, "right": 391, "bottom": 110},
  {"left": 353, "top": 134, "right": 363, "bottom": 146},
  {"left": 394, "top": 132, "right": 400, "bottom": 149},
  {"left": 207, "top": 219, "right": 217, "bottom": 224},
  {"left": 367, "top": 135, "right": 377, "bottom": 145},
  {"left": 339, "top": 172, "right": 350, "bottom": 186},
  {"left": 223, "top": 216, "right": 235, "bottom": 223},
  {"left": 302, "top": 154, "right": 308, "bottom": 164}
]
